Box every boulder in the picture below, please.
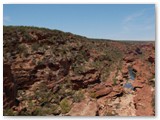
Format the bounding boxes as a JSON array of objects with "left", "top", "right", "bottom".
[
  {"left": 68, "top": 100, "right": 98, "bottom": 116},
  {"left": 123, "top": 56, "right": 135, "bottom": 63},
  {"left": 108, "top": 85, "right": 124, "bottom": 97},
  {"left": 95, "top": 87, "right": 112, "bottom": 98},
  {"left": 90, "top": 84, "right": 113, "bottom": 98}
]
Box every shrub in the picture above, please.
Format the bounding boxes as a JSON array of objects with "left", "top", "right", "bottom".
[
  {"left": 23, "top": 32, "right": 32, "bottom": 41},
  {"left": 60, "top": 98, "right": 71, "bottom": 114},
  {"left": 90, "top": 92, "right": 96, "bottom": 98},
  {"left": 18, "top": 44, "right": 26, "bottom": 53},
  {"left": 92, "top": 60, "right": 102, "bottom": 68},
  {"left": 113, "top": 78, "right": 117, "bottom": 86},
  {"left": 3, "top": 108, "right": 17, "bottom": 116},
  {"left": 73, "top": 65, "right": 85, "bottom": 74},
  {"left": 48, "top": 36, "right": 59, "bottom": 44},
  {"left": 37, "top": 60, "right": 44, "bottom": 66},
  {"left": 31, "top": 43, "right": 40, "bottom": 51},
  {"left": 73, "top": 90, "right": 84, "bottom": 102},
  {"left": 18, "top": 44, "right": 29, "bottom": 58},
  {"left": 23, "top": 49, "right": 29, "bottom": 58}
]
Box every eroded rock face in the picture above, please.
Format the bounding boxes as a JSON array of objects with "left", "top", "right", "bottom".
[
  {"left": 90, "top": 84, "right": 112, "bottom": 98},
  {"left": 3, "top": 62, "right": 17, "bottom": 109},
  {"left": 134, "top": 85, "right": 154, "bottom": 116},
  {"left": 12, "top": 60, "right": 38, "bottom": 89},
  {"left": 71, "top": 70, "right": 101, "bottom": 89}
]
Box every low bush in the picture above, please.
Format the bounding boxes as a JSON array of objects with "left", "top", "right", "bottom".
[{"left": 60, "top": 98, "right": 71, "bottom": 114}]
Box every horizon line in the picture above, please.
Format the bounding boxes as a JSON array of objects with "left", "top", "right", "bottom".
[{"left": 3, "top": 25, "right": 155, "bottom": 42}]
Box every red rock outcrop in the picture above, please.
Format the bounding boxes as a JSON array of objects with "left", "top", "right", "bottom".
[
  {"left": 134, "top": 85, "right": 154, "bottom": 116},
  {"left": 70, "top": 69, "right": 101, "bottom": 89},
  {"left": 90, "top": 84, "right": 112, "bottom": 98}
]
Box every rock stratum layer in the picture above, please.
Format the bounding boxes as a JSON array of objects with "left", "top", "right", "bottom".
[{"left": 3, "top": 26, "right": 155, "bottom": 116}]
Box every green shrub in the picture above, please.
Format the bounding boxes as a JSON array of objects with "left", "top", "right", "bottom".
[
  {"left": 23, "top": 32, "right": 32, "bottom": 41},
  {"left": 3, "top": 108, "right": 17, "bottom": 116},
  {"left": 18, "top": 44, "right": 29, "bottom": 58},
  {"left": 60, "top": 98, "right": 71, "bottom": 114},
  {"left": 90, "top": 92, "right": 96, "bottom": 98},
  {"left": 92, "top": 60, "right": 102, "bottom": 68},
  {"left": 23, "top": 49, "right": 29, "bottom": 58},
  {"left": 73, "top": 65, "right": 85, "bottom": 74},
  {"left": 73, "top": 90, "right": 84, "bottom": 102},
  {"left": 113, "top": 78, "right": 117, "bottom": 86},
  {"left": 37, "top": 60, "right": 44, "bottom": 66},
  {"left": 18, "top": 44, "right": 26, "bottom": 52},
  {"left": 31, "top": 43, "right": 40, "bottom": 51}
]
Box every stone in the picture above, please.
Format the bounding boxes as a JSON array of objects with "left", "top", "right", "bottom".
[
  {"left": 134, "top": 85, "right": 154, "bottom": 116},
  {"left": 123, "top": 56, "right": 135, "bottom": 63},
  {"left": 70, "top": 70, "right": 101, "bottom": 89},
  {"left": 67, "top": 100, "right": 98, "bottom": 116},
  {"left": 95, "top": 87, "right": 112, "bottom": 98}
]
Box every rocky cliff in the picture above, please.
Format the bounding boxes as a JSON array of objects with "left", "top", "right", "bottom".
[{"left": 3, "top": 26, "right": 155, "bottom": 116}]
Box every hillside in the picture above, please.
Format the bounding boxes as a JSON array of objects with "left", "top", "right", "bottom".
[{"left": 3, "top": 26, "right": 155, "bottom": 116}]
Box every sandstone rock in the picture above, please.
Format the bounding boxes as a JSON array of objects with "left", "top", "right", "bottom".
[
  {"left": 95, "top": 87, "right": 112, "bottom": 98},
  {"left": 90, "top": 84, "right": 113, "bottom": 98},
  {"left": 92, "top": 84, "right": 106, "bottom": 91},
  {"left": 70, "top": 70, "right": 101, "bottom": 89},
  {"left": 132, "top": 81, "right": 144, "bottom": 89},
  {"left": 122, "top": 67, "right": 128, "bottom": 74},
  {"left": 96, "top": 96, "right": 109, "bottom": 116},
  {"left": 68, "top": 100, "right": 98, "bottom": 116},
  {"left": 134, "top": 85, "right": 154, "bottom": 116},
  {"left": 105, "top": 81, "right": 113, "bottom": 86},
  {"left": 123, "top": 56, "right": 135, "bottom": 63},
  {"left": 108, "top": 85, "right": 124, "bottom": 97},
  {"left": 83, "top": 71, "right": 101, "bottom": 86}
]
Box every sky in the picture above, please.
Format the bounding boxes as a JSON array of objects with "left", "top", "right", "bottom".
[{"left": 3, "top": 4, "right": 155, "bottom": 41}]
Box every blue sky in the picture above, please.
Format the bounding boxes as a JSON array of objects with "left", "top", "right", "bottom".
[{"left": 3, "top": 4, "right": 155, "bottom": 40}]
